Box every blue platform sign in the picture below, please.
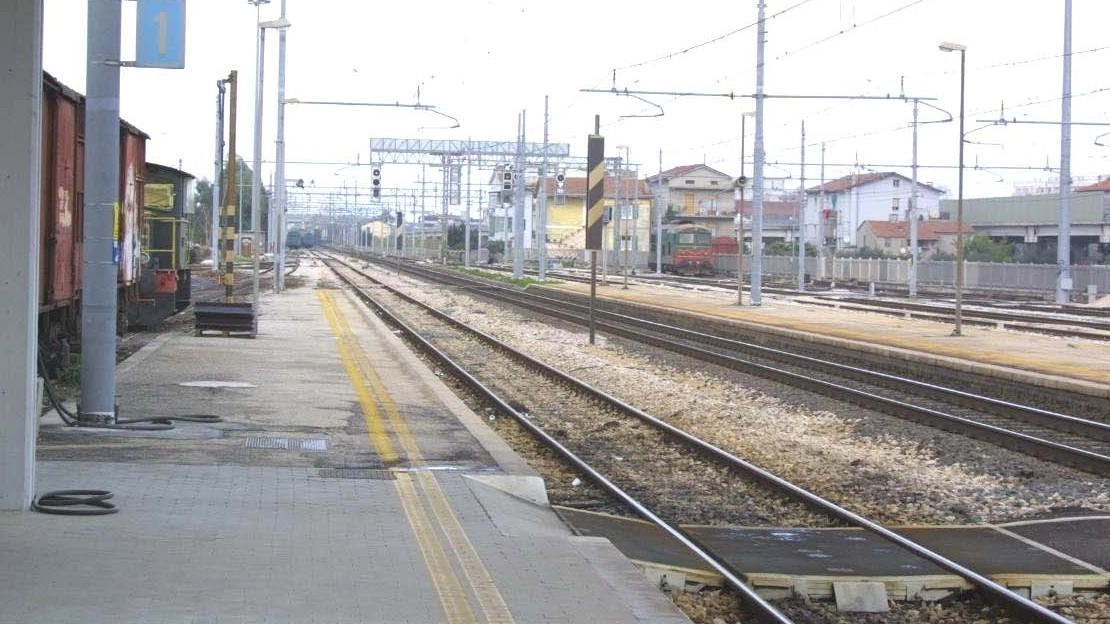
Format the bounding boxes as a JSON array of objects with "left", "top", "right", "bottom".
[{"left": 136, "top": 0, "right": 186, "bottom": 69}]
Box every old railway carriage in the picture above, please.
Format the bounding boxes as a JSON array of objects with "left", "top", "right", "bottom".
[
  {"left": 140, "top": 163, "right": 195, "bottom": 326},
  {"left": 39, "top": 72, "right": 190, "bottom": 360},
  {"left": 650, "top": 222, "right": 716, "bottom": 276}
]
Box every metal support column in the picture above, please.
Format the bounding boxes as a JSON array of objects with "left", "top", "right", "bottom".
[{"left": 79, "top": 0, "right": 123, "bottom": 424}]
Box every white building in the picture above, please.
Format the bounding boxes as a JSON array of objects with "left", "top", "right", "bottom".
[{"left": 805, "top": 172, "right": 946, "bottom": 248}]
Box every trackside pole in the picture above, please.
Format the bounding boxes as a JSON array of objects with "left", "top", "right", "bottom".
[
  {"left": 589, "top": 252, "right": 597, "bottom": 345},
  {"left": 585, "top": 117, "right": 605, "bottom": 346}
]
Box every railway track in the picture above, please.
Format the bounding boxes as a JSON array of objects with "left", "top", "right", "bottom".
[
  {"left": 354, "top": 255, "right": 1110, "bottom": 477},
  {"left": 320, "top": 252, "right": 1076, "bottom": 624},
  {"left": 529, "top": 267, "right": 1110, "bottom": 341}
]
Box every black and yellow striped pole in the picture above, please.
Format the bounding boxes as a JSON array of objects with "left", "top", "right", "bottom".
[
  {"left": 222, "top": 70, "right": 238, "bottom": 302},
  {"left": 584, "top": 125, "right": 604, "bottom": 344}
]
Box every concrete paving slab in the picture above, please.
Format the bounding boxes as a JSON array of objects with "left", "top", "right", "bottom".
[{"left": 6, "top": 264, "right": 691, "bottom": 624}]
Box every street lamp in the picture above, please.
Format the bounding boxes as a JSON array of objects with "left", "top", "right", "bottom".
[
  {"left": 939, "top": 41, "right": 966, "bottom": 336},
  {"left": 251, "top": 14, "right": 291, "bottom": 309}
]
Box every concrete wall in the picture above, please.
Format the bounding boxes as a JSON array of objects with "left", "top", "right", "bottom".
[{"left": 0, "top": 0, "right": 43, "bottom": 510}]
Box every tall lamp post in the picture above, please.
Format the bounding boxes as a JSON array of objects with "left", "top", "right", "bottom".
[
  {"left": 251, "top": 13, "right": 291, "bottom": 309},
  {"left": 939, "top": 41, "right": 966, "bottom": 336}
]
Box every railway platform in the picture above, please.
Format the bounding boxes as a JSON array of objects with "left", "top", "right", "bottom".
[
  {"left": 6, "top": 262, "right": 1110, "bottom": 623},
  {"left": 1, "top": 263, "right": 690, "bottom": 624},
  {"left": 541, "top": 276, "right": 1110, "bottom": 396}
]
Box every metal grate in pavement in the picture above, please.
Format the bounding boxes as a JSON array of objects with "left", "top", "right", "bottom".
[{"left": 243, "top": 437, "right": 328, "bottom": 451}]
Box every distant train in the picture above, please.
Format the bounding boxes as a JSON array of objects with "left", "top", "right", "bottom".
[
  {"left": 649, "top": 223, "right": 717, "bottom": 276},
  {"left": 39, "top": 72, "right": 191, "bottom": 358},
  {"left": 286, "top": 228, "right": 316, "bottom": 249}
]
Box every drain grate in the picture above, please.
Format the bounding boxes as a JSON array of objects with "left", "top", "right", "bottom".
[
  {"left": 317, "top": 468, "right": 395, "bottom": 480},
  {"left": 244, "top": 437, "right": 328, "bottom": 451}
]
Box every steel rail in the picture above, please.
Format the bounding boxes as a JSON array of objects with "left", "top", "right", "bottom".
[
  {"left": 323, "top": 251, "right": 1076, "bottom": 624},
  {"left": 386, "top": 259, "right": 1110, "bottom": 453},
  {"left": 320, "top": 255, "right": 795, "bottom": 624}
]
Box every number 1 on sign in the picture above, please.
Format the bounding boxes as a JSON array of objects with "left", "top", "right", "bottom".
[{"left": 154, "top": 11, "right": 168, "bottom": 54}]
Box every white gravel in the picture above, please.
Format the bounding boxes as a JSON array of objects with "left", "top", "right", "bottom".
[{"left": 365, "top": 263, "right": 1110, "bottom": 525}]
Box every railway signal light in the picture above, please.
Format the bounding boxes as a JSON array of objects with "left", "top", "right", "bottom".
[
  {"left": 734, "top": 175, "right": 747, "bottom": 189},
  {"left": 372, "top": 167, "right": 382, "bottom": 198},
  {"left": 502, "top": 170, "right": 514, "bottom": 192},
  {"left": 395, "top": 211, "right": 403, "bottom": 227},
  {"left": 555, "top": 171, "right": 566, "bottom": 190}
]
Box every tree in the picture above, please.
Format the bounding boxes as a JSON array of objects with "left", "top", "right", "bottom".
[
  {"left": 446, "top": 224, "right": 479, "bottom": 250},
  {"left": 485, "top": 240, "right": 504, "bottom": 263},
  {"left": 187, "top": 178, "right": 213, "bottom": 247},
  {"left": 963, "top": 235, "right": 1015, "bottom": 263}
]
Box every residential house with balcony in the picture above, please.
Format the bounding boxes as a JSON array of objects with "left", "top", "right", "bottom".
[
  {"left": 532, "top": 175, "right": 652, "bottom": 258},
  {"left": 645, "top": 164, "right": 736, "bottom": 218},
  {"left": 806, "top": 172, "right": 946, "bottom": 248}
]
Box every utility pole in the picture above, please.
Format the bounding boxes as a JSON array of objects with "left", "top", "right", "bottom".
[
  {"left": 538, "top": 96, "right": 549, "bottom": 281},
  {"left": 420, "top": 166, "right": 426, "bottom": 258},
  {"left": 615, "top": 152, "right": 622, "bottom": 286},
  {"left": 441, "top": 156, "right": 449, "bottom": 265},
  {"left": 80, "top": 0, "right": 123, "bottom": 424},
  {"left": 1057, "top": 0, "right": 1073, "bottom": 304},
  {"left": 656, "top": 149, "right": 663, "bottom": 274},
  {"left": 250, "top": 18, "right": 266, "bottom": 311},
  {"left": 819, "top": 143, "right": 826, "bottom": 279},
  {"left": 274, "top": 0, "right": 288, "bottom": 291},
  {"left": 465, "top": 155, "right": 472, "bottom": 267},
  {"left": 513, "top": 110, "right": 526, "bottom": 279},
  {"left": 212, "top": 79, "right": 226, "bottom": 268},
  {"left": 910, "top": 99, "right": 920, "bottom": 297},
  {"left": 797, "top": 121, "right": 805, "bottom": 291},
  {"left": 750, "top": 0, "right": 767, "bottom": 306},
  {"left": 631, "top": 160, "right": 639, "bottom": 277}
]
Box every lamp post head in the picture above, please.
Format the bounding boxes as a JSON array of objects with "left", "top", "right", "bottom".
[
  {"left": 938, "top": 41, "right": 966, "bottom": 53},
  {"left": 259, "top": 17, "right": 292, "bottom": 30}
]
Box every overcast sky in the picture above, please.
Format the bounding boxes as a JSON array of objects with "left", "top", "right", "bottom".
[{"left": 42, "top": 0, "right": 1110, "bottom": 213}]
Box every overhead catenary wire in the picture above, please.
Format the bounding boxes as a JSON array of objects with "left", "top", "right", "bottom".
[{"left": 773, "top": 0, "right": 929, "bottom": 62}]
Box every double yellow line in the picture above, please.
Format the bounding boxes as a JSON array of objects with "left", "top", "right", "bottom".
[{"left": 319, "top": 290, "right": 515, "bottom": 624}]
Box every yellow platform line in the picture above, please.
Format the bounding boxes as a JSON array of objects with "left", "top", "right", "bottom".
[
  {"left": 319, "top": 290, "right": 477, "bottom": 624},
  {"left": 360, "top": 371, "right": 516, "bottom": 624},
  {"left": 323, "top": 289, "right": 516, "bottom": 624}
]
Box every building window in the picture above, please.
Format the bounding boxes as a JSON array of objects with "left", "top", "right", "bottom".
[
  {"left": 710, "top": 180, "right": 719, "bottom": 185},
  {"left": 893, "top": 179, "right": 901, "bottom": 187},
  {"left": 891, "top": 198, "right": 900, "bottom": 209},
  {"left": 684, "top": 179, "right": 695, "bottom": 185}
]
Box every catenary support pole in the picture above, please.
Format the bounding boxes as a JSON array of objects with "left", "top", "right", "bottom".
[
  {"left": 80, "top": 0, "right": 123, "bottom": 424},
  {"left": 274, "top": 0, "right": 288, "bottom": 291},
  {"left": 513, "top": 110, "right": 526, "bottom": 279},
  {"left": 1057, "top": 0, "right": 1073, "bottom": 304},
  {"left": 0, "top": 0, "right": 43, "bottom": 510},
  {"left": 797, "top": 121, "right": 805, "bottom": 291},
  {"left": 465, "top": 155, "right": 472, "bottom": 267},
  {"left": 910, "top": 99, "right": 919, "bottom": 297},
  {"left": 251, "top": 24, "right": 266, "bottom": 310},
  {"left": 538, "top": 96, "right": 549, "bottom": 281},
  {"left": 819, "top": 143, "right": 827, "bottom": 280},
  {"left": 656, "top": 149, "right": 663, "bottom": 274},
  {"left": 750, "top": 0, "right": 767, "bottom": 306}
]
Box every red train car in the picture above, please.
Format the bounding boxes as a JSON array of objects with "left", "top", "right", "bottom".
[{"left": 39, "top": 72, "right": 148, "bottom": 343}]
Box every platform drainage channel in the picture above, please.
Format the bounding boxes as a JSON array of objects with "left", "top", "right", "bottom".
[
  {"left": 244, "top": 437, "right": 328, "bottom": 451},
  {"left": 317, "top": 468, "right": 395, "bottom": 480}
]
